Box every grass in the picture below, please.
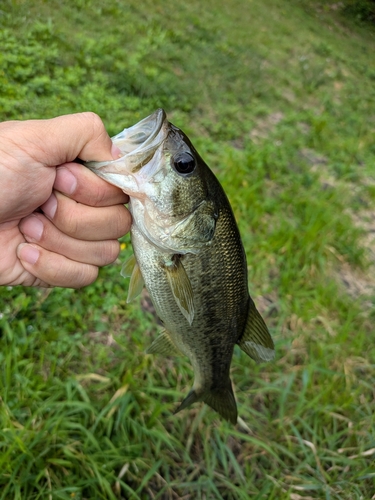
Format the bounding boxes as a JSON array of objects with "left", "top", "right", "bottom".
[{"left": 1, "top": 0, "right": 375, "bottom": 498}]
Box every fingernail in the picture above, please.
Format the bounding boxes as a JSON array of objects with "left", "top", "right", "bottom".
[
  {"left": 54, "top": 167, "right": 77, "bottom": 195},
  {"left": 41, "top": 193, "right": 57, "bottom": 219},
  {"left": 20, "top": 216, "right": 44, "bottom": 241},
  {"left": 111, "top": 143, "right": 122, "bottom": 159},
  {"left": 17, "top": 243, "right": 40, "bottom": 265}
]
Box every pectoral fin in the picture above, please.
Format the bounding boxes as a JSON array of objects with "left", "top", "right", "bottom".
[
  {"left": 164, "top": 257, "right": 194, "bottom": 325},
  {"left": 121, "top": 255, "right": 144, "bottom": 303},
  {"left": 121, "top": 254, "right": 137, "bottom": 278},
  {"left": 146, "top": 329, "right": 180, "bottom": 356},
  {"left": 171, "top": 199, "right": 217, "bottom": 245},
  {"left": 237, "top": 299, "right": 275, "bottom": 362}
]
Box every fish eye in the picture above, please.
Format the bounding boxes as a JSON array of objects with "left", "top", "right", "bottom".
[{"left": 173, "top": 152, "right": 196, "bottom": 175}]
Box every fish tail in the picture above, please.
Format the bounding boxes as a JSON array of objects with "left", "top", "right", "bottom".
[
  {"left": 174, "top": 381, "right": 238, "bottom": 425},
  {"left": 202, "top": 382, "right": 238, "bottom": 424}
]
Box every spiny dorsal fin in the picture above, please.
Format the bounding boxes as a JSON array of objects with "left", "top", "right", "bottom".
[
  {"left": 237, "top": 298, "right": 275, "bottom": 362},
  {"left": 164, "top": 257, "right": 194, "bottom": 325},
  {"left": 122, "top": 255, "right": 144, "bottom": 303},
  {"left": 146, "top": 329, "right": 180, "bottom": 356}
]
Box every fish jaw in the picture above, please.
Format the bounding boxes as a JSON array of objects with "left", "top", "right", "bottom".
[{"left": 84, "top": 109, "right": 169, "bottom": 196}]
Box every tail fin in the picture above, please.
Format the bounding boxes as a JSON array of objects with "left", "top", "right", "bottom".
[{"left": 174, "top": 383, "right": 238, "bottom": 425}]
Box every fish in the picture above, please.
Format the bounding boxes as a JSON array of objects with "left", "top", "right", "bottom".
[{"left": 85, "top": 109, "right": 274, "bottom": 424}]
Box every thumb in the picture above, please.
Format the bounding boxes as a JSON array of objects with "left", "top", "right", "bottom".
[
  {"left": 45, "top": 112, "right": 121, "bottom": 163},
  {"left": 8, "top": 112, "right": 121, "bottom": 166}
]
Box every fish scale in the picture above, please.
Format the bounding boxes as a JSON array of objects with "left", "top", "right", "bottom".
[{"left": 85, "top": 109, "right": 275, "bottom": 424}]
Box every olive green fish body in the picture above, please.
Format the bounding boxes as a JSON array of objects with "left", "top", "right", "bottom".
[
  {"left": 131, "top": 170, "right": 248, "bottom": 422},
  {"left": 85, "top": 109, "right": 274, "bottom": 424}
]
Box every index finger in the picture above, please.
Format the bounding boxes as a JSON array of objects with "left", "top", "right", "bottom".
[{"left": 54, "top": 162, "right": 129, "bottom": 207}]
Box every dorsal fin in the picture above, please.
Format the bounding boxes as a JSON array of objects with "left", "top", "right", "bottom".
[{"left": 237, "top": 299, "right": 275, "bottom": 362}]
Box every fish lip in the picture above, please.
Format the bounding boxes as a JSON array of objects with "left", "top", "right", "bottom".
[
  {"left": 85, "top": 108, "right": 167, "bottom": 173},
  {"left": 111, "top": 108, "right": 167, "bottom": 155}
]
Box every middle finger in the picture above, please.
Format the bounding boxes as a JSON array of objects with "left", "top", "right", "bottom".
[{"left": 40, "top": 191, "right": 131, "bottom": 241}]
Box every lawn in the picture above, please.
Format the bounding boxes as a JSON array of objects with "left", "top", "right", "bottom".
[{"left": 0, "top": 0, "right": 374, "bottom": 498}]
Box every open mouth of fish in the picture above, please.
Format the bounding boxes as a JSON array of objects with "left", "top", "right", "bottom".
[{"left": 85, "top": 109, "right": 168, "bottom": 186}]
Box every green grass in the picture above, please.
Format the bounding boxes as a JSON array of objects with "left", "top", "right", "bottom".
[{"left": 1, "top": 0, "right": 375, "bottom": 498}]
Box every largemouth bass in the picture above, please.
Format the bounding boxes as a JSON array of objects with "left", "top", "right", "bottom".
[{"left": 85, "top": 109, "right": 274, "bottom": 424}]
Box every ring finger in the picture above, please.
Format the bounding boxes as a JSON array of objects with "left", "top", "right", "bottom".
[{"left": 19, "top": 213, "right": 120, "bottom": 267}]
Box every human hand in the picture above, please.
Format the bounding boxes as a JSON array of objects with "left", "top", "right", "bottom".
[{"left": 0, "top": 113, "right": 131, "bottom": 288}]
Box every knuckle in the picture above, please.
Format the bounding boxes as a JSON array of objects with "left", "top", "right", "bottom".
[
  {"left": 78, "top": 265, "right": 98, "bottom": 288},
  {"left": 32, "top": 247, "right": 99, "bottom": 288},
  {"left": 63, "top": 208, "right": 80, "bottom": 237},
  {"left": 51, "top": 258, "right": 98, "bottom": 289},
  {"left": 100, "top": 240, "right": 120, "bottom": 265},
  {"left": 53, "top": 193, "right": 81, "bottom": 237},
  {"left": 113, "top": 207, "right": 131, "bottom": 238},
  {"left": 91, "top": 184, "right": 108, "bottom": 207},
  {"left": 80, "top": 111, "right": 103, "bottom": 130},
  {"left": 47, "top": 257, "right": 67, "bottom": 284},
  {"left": 120, "top": 208, "right": 132, "bottom": 234},
  {"left": 83, "top": 112, "right": 107, "bottom": 142}
]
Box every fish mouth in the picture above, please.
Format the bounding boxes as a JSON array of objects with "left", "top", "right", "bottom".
[
  {"left": 111, "top": 108, "right": 167, "bottom": 157},
  {"left": 85, "top": 108, "right": 168, "bottom": 175}
]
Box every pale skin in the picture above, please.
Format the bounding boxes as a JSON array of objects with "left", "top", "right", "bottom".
[{"left": 0, "top": 112, "right": 131, "bottom": 288}]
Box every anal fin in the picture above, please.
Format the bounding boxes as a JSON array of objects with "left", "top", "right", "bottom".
[
  {"left": 237, "top": 298, "right": 275, "bottom": 362},
  {"left": 174, "top": 389, "right": 200, "bottom": 415}
]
